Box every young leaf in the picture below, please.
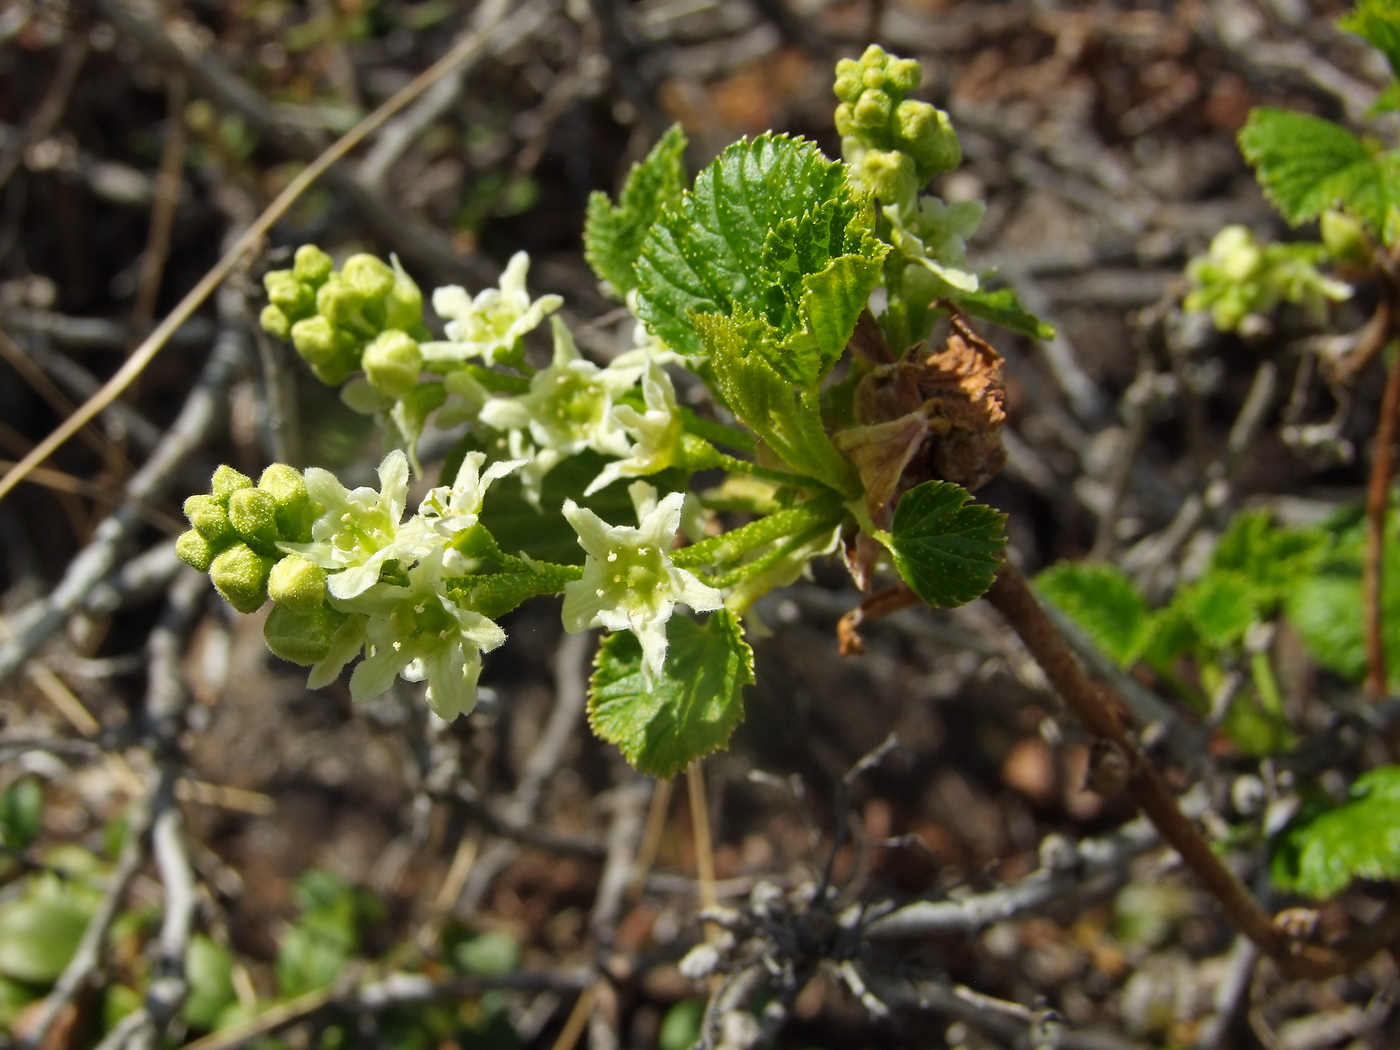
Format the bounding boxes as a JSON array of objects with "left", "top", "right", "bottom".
[
  {"left": 589, "top": 610, "right": 753, "bottom": 778},
  {"left": 1239, "top": 108, "right": 1400, "bottom": 242},
  {"left": 636, "top": 133, "right": 885, "bottom": 373},
  {"left": 585, "top": 125, "right": 689, "bottom": 296},
  {"left": 1209, "top": 510, "right": 1326, "bottom": 606},
  {"left": 1035, "top": 562, "right": 1152, "bottom": 668},
  {"left": 1340, "top": 0, "right": 1400, "bottom": 81},
  {"left": 1271, "top": 765, "right": 1400, "bottom": 898},
  {"left": 1179, "top": 570, "right": 1259, "bottom": 649},
  {"left": 953, "top": 285, "right": 1056, "bottom": 340},
  {"left": 889, "top": 480, "right": 1006, "bottom": 607}
]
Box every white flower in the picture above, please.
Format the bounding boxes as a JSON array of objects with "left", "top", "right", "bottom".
[
  {"left": 418, "top": 451, "right": 525, "bottom": 537},
  {"left": 281, "top": 450, "right": 434, "bottom": 601},
  {"left": 586, "top": 355, "right": 685, "bottom": 495},
  {"left": 561, "top": 484, "right": 722, "bottom": 681},
  {"left": 884, "top": 197, "right": 985, "bottom": 292},
  {"left": 479, "top": 317, "right": 643, "bottom": 504},
  {"left": 345, "top": 545, "right": 506, "bottom": 720},
  {"left": 422, "top": 252, "right": 563, "bottom": 366}
]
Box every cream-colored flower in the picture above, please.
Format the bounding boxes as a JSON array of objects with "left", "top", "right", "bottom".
[
  {"left": 586, "top": 355, "right": 685, "bottom": 495},
  {"left": 561, "top": 484, "right": 722, "bottom": 681},
  {"left": 422, "top": 252, "right": 562, "bottom": 366}
]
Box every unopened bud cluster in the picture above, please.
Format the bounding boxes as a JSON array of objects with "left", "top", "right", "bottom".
[
  {"left": 1185, "top": 225, "right": 1350, "bottom": 333},
  {"left": 260, "top": 244, "right": 425, "bottom": 390},
  {"left": 834, "top": 44, "right": 960, "bottom": 207},
  {"left": 175, "top": 464, "right": 326, "bottom": 616}
]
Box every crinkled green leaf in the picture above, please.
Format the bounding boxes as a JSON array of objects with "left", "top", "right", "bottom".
[
  {"left": 636, "top": 134, "right": 885, "bottom": 375},
  {"left": 1341, "top": 0, "right": 1400, "bottom": 81},
  {"left": 183, "top": 934, "right": 236, "bottom": 1031},
  {"left": 1035, "top": 562, "right": 1152, "bottom": 668},
  {"left": 1239, "top": 108, "right": 1400, "bottom": 243},
  {"left": 953, "top": 285, "right": 1056, "bottom": 340},
  {"left": 1272, "top": 765, "right": 1400, "bottom": 898},
  {"left": 589, "top": 610, "right": 753, "bottom": 778},
  {"left": 1209, "top": 510, "right": 1327, "bottom": 605},
  {"left": 585, "top": 125, "right": 689, "bottom": 296},
  {"left": 693, "top": 310, "right": 861, "bottom": 494},
  {"left": 1179, "top": 570, "right": 1259, "bottom": 649},
  {"left": 889, "top": 480, "right": 1006, "bottom": 607}
]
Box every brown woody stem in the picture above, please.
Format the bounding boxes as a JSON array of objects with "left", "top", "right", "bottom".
[
  {"left": 1366, "top": 310, "right": 1400, "bottom": 699},
  {"left": 985, "top": 562, "right": 1360, "bottom": 978}
]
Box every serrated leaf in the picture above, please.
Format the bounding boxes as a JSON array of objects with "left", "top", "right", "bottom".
[
  {"left": 889, "top": 480, "right": 1006, "bottom": 607},
  {"left": 1272, "top": 765, "right": 1400, "bottom": 898},
  {"left": 636, "top": 134, "right": 885, "bottom": 370},
  {"left": 585, "top": 125, "right": 689, "bottom": 296},
  {"left": 589, "top": 610, "right": 753, "bottom": 778},
  {"left": 1341, "top": 0, "right": 1400, "bottom": 80},
  {"left": 1179, "top": 570, "right": 1259, "bottom": 648},
  {"left": 953, "top": 285, "right": 1056, "bottom": 340},
  {"left": 1035, "top": 562, "right": 1152, "bottom": 668},
  {"left": 1209, "top": 510, "right": 1327, "bottom": 605},
  {"left": 693, "top": 309, "right": 861, "bottom": 494},
  {"left": 1239, "top": 108, "right": 1400, "bottom": 243}
]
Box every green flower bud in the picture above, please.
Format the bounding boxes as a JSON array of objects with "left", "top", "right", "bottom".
[
  {"left": 853, "top": 88, "right": 893, "bottom": 133},
  {"left": 263, "top": 603, "right": 348, "bottom": 666},
  {"left": 226, "top": 488, "right": 281, "bottom": 551},
  {"left": 175, "top": 529, "right": 216, "bottom": 572},
  {"left": 362, "top": 329, "right": 423, "bottom": 400},
  {"left": 209, "top": 542, "right": 274, "bottom": 614},
  {"left": 211, "top": 465, "right": 254, "bottom": 503},
  {"left": 263, "top": 269, "right": 315, "bottom": 319},
  {"left": 267, "top": 554, "right": 326, "bottom": 616},
  {"left": 260, "top": 304, "right": 291, "bottom": 340},
  {"left": 382, "top": 258, "right": 424, "bottom": 333},
  {"left": 342, "top": 253, "right": 396, "bottom": 301},
  {"left": 258, "top": 464, "right": 315, "bottom": 541},
  {"left": 834, "top": 59, "right": 864, "bottom": 103},
  {"left": 183, "top": 494, "right": 234, "bottom": 542},
  {"left": 315, "top": 275, "right": 369, "bottom": 330},
  {"left": 293, "top": 244, "right": 334, "bottom": 285},
  {"left": 291, "top": 316, "right": 360, "bottom": 385},
  {"left": 858, "top": 149, "right": 918, "bottom": 208},
  {"left": 834, "top": 102, "right": 859, "bottom": 138},
  {"left": 896, "top": 100, "right": 960, "bottom": 178},
  {"left": 1321, "top": 209, "right": 1372, "bottom": 267},
  {"left": 887, "top": 57, "right": 921, "bottom": 94}
]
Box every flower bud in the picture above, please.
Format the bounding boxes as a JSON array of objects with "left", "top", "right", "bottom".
[
  {"left": 226, "top": 488, "right": 281, "bottom": 551},
  {"left": 263, "top": 269, "right": 315, "bottom": 320},
  {"left": 834, "top": 102, "right": 858, "bottom": 138},
  {"left": 268, "top": 554, "right": 326, "bottom": 616},
  {"left": 291, "top": 316, "right": 360, "bottom": 385},
  {"left": 293, "top": 244, "right": 334, "bottom": 285},
  {"left": 1321, "top": 209, "right": 1372, "bottom": 268},
  {"left": 183, "top": 494, "right": 234, "bottom": 542},
  {"left": 886, "top": 57, "right": 921, "bottom": 94},
  {"left": 342, "top": 253, "right": 396, "bottom": 301},
  {"left": 211, "top": 465, "right": 253, "bottom": 503},
  {"left": 209, "top": 542, "right": 274, "bottom": 614},
  {"left": 259, "top": 464, "right": 315, "bottom": 541},
  {"left": 858, "top": 149, "right": 918, "bottom": 208},
  {"left": 853, "top": 88, "right": 893, "bottom": 133},
  {"left": 896, "top": 100, "right": 960, "bottom": 178},
  {"left": 175, "top": 529, "right": 216, "bottom": 572},
  {"left": 263, "top": 603, "right": 347, "bottom": 665},
  {"left": 382, "top": 257, "right": 424, "bottom": 332},
  {"left": 315, "top": 275, "right": 368, "bottom": 329},
  {"left": 362, "top": 329, "right": 423, "bottom": 400},
  {"left": 260, "top": 304, "right": 291, "bottom": 340},
  {"left": 833, "top": 59, "right": 864, "bottom": 103}
]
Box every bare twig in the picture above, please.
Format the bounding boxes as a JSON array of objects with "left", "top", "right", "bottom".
[{"left": 0, "top": 34, "right": 87, "bottom": 191}]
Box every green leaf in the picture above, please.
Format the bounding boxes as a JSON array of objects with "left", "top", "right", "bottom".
[
  {"left": 0, "top": 881, "right": 93, "bottom": 983},
  {"left": 1035, "top": 562, "right": 1152, "bottom": 668},
  {"left": 0, "top": 777, "right": 43, "bottom": 852},
  {"left": 454, "top": 931, "right": 521, "bottom": 977},
  {"left": 889, "top": 480, "right": 1006, "bottom": 607},
  {"left": 183, "top": 935, "right": 236, "bottom": 1030},
  {"left": 1341, "top": 0, "right": 1400, "bottom": 80},
  {"left": 636, "top": 134, "right": 885, "bottom": 370},
  {"left": 1272, "top": 764, "right": 1400, "bottom": 898},
  {"left": 1179, "top": 570, "right": 1259, "bottom": 649},
  {"left": 954, "top": 285, "right": 1056, "bottom": 340},
  {"left": 589, "top": 610, "right": 753, "bottom": 778},
  {"left": 1209, "top": 510, "right": 1327, "bottom": 606},
  {"left": 693, "top": 310, "right": 861, "bottom": 495},
  {"left": 659, "top": 999, "right": 707, "bottom": 1050},
  {"left": 584, "top": 125, "right": 689, "bottom": 296},
  {"left": 1239, "top": 108, "right": 1400, "bottom": 243}
]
